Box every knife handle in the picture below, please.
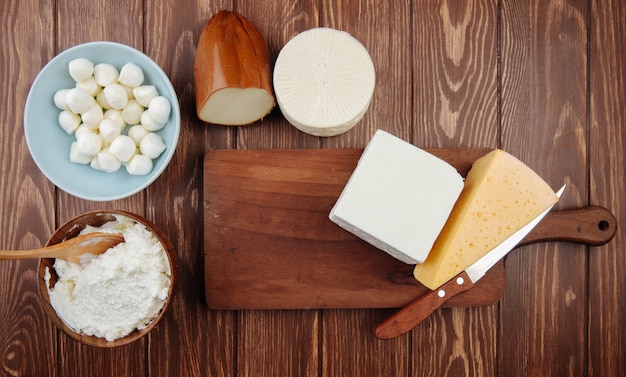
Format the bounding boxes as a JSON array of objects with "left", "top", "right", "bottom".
[
  {"left": 520, "top": 206, "right": 617, "bottom": 247},
  {"left": 375, "top": 271, "right": 474, "bottom": 339}
]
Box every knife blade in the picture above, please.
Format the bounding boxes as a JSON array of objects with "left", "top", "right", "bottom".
[{"left": 374, "top": 184, "right": 566, "bottom": 339}]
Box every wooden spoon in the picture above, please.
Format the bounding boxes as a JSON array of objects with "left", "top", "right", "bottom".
[{"left": 0, "top": 232, "right": 124, "bottom": 264}]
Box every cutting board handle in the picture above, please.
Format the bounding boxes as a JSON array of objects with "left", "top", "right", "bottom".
[
  {"left": 520, "top": 206, "right": 617, "bottom": 247},
  {"left": 375, "top": 205, "right": 618, "bottom": 340}
]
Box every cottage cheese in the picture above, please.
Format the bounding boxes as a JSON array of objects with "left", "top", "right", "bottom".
[{"left": 44, "top": 215, "right": 172, "bottom": 341}]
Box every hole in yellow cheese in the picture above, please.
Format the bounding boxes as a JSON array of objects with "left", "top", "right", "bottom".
[{"left": 413, "top": 149, "right": 559, "bottom": 290}]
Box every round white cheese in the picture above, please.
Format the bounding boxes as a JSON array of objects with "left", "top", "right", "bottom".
[{"left": 273, "top": 27, "right": 376, "bottom": 137}]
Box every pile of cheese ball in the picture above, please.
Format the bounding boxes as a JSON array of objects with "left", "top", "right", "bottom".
[{"left": 53, "top": 58, "right": 171, "bottom": 175}]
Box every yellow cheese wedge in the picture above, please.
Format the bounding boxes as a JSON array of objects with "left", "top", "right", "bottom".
[{"left": 413, "top": 149, "right": 559, "bottom": 290}]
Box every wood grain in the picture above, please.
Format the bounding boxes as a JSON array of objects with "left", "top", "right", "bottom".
[
  {"left": 53, "top": 0, "right": 149, "bottom": 375},
  {"left": 1, "top": 0, "right": 625, "bottom": 376},
  {"left": 204, "top": 148, "right": 509, "bottom": 310},
  {"left": 318, "top": 0, "right": 415, "bottom": 375},
  {"left": 589, "top": 0, "right": 626, "bottom": 375},
  {"left": 145, "top": 1, "right": 237, "bottom": 376},
  {"left": 500, "top": 0, "right": 588, "bottom": 376},
  {"left": 409, "top": 2, "right": 500, "bottom": 376},
  {"left": 0, "top": 1, "right": 57, "bottom": 376}
]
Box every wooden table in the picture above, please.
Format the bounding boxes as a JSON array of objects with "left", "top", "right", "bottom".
[{"left": 1, "top": 0, "right": 624, "bottom": 376}]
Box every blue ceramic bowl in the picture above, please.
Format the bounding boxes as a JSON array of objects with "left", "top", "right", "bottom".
[{"left": 24, "top": 42, "right": 180, "bottom": 201}]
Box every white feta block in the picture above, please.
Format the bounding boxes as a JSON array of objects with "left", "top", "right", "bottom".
[{"left": 329, "top": 130, "right": 464, "bottom": 264}]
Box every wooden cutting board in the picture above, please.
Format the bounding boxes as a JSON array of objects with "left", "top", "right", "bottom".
[{"left": 203, "top": 148, "right": 616, "bottom": 310}]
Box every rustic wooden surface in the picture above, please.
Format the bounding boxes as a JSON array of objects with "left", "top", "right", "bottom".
[{"left": 0, "top": 0, "right": 624, "bottom": 376}]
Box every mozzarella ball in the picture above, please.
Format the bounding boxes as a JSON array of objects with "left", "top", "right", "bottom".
[
  {"left": 127, "top": 125, "right": 150, "bottom": 144},
  {"left": 103, "top": 109, "right": 125, "bottom": 127},
  {"left": 122, "top": 99, "right": 144, "bottom": 125},
  {"left": 81, "top": 103, "right": 104, "bottom": 129},
  {"left": 126, "top": 154, "right": 153, "bottom": 175},
  {"left": 140, "top": 110, "right": 164, "bottom": 131},
  {"left": 53, "top": 89, "right": 70, "bottom": 110},
  {"left": 147, "top": 96, "right": 171, "bottom": 124},
  {"left": 74, "top": 124, "right": 97, "bottom": 139},
  {"left": 69, "top": 141, "right": 92, "bottom": 164},
  {"left": 66, "top": 87, "right": 95, "bottom": 114},
  {"left": 103, "top": 83, "right": 129, "bottom": 110},
  {"left": 90, "top": 156, "right": 103, "bottom": 171},
  {"left": 76, "top": 76, "right": 101, "bottom": 96},
  {"left": 119, "top": 83, "right": 135, "bottom": 99},
  {"left": 109, "top": 135, "right": 137, "bottom": 162},
  {"left": 132, "top": 85, "right": 158, "bottom": 107},
  {"left": 96, "top": 149, "right": 122, "bottom": 173},
  {"left": 118, "top": 62, "right": 144, "bottom": 87},
  {"left": 99, "top": 118, "right": 123, "bottom": 143},
  {"left": 139, "top": 132, "right": 166, "bottom": 159},
  {"left": 58, "top": 110, "right": 81, "bottom": 134},
  {"left": 68, "top": 58, "right": 94, "bottom": 82},
  {"left": 95, "top": 90, "right": 112, "bottom": 110},
  {"left": 76, "top": 132, "right": 103, "bottom": 157},
  {"left": 93, "top": 63, "right": 119, "bottom": 86}
]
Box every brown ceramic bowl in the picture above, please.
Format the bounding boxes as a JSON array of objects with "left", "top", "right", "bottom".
[{"left": 37, "top": 210, "right": 177, "bottom": 348}]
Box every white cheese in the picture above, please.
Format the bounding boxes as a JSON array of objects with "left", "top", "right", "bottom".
[
  {"left": 329, "top": 130, "right": 464, "bottom": 264},
  {"left": 118, "top": 62, "right": 145, "bottom": 87},
  {"left": 273, "top": 27, "right": 376, "bottom": 136},
  {"left": 68, "top": 58, "right": 94, "bottom": 82},
  {"left": 45, "top": 215, "right": 172, "bottom": 342}
]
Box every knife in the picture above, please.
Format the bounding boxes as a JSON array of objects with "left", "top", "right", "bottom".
[{"left": 374, "top": 184, "right": 566, "bottom": 339}]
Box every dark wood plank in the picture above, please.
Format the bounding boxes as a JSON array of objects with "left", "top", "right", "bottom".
[
  {"left": 145, "top": 1, "right": 237, "bottom": 376},
  {"left": 316, "top": 0, "right": 414, "bottom": 375},
  {"left": 54, "top": 0, "right": 148, "bottom": 375},
  {"left": 409, "top": 1, "right": 500, "bottom": 376},
  {"left": 229, "top": 2, "right": 321, "bottom": 376},
  {"left": 0, "top": 1, "right": 57, "bottom": 376},
  {"left": 499, "top": 0, "right": 588, "bottom": 375},
  {"left": 237, "top": 310, "right": 320, "bottom": 376},
  {"left": 589, "top": 0, "right": 626, "bottom": 375},
  {"left": 413, "top": 307, "right": 498, "bottom": 376},
  {"left": 235, "top": 0, "right": 321, "bottom": 150},
  {"left": 412, "top": 0, "right": 499, "bottom": 149}
]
